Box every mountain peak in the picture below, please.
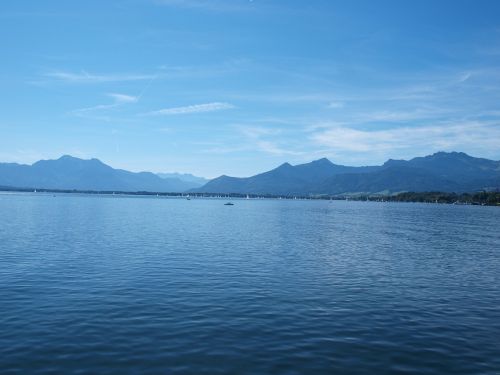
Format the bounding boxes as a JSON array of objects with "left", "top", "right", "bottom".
[
  {"left": 430, "top": 151, "right": 470, "bottom": 159},
  {"left": 277, "top": 162, "right": 292, "bottom": 169},
  {"left": 51, "top": 155, "right": 106, "bottom": 168},
  {"left": 58, "top": 154, "right": 79, "bottom": 161},
  {"left": 383, "top": 158, "right": 405, "bottom": 167},
  {"left": 312, "top": 157, "right": 333, "bottom": 165},
  {"left": 384, "top": 152, "right": 474, "bottom": 167}
]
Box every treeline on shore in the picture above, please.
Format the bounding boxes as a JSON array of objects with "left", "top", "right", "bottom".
[{"left": 366, "top": 191, "right": 500, "bottom": 206}]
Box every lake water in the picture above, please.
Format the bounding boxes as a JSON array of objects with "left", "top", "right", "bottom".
[{"left": 1, "top": 193, "right": 499, "bottom": 374}]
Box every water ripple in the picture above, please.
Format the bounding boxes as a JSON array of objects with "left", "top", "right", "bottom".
[{"left": 1, "top": 194, "right": 499, "bottom": 374}]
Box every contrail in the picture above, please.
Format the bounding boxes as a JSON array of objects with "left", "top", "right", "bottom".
[{"left": 137, "top": 75, "right": 158, "bottom": 101}]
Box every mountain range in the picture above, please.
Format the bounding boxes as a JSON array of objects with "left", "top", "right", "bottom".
[
  {"left": 193, "top": 152, "right": 500, "bottom": 195},
  {"left": 0, "top": 155, "right": 202, "bottom": 192},
  {"left": 0, "top": 152, "right": 499, "bottom": 195}
]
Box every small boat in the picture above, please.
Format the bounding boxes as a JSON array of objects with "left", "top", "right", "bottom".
[{"left": 224, "top": 202, "right": 234, "bottom": 206}]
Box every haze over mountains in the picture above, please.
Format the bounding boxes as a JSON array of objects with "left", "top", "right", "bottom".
[
  {"left": 0, "top": 152, "right": 499, "bottom": 195},
  {"left": 157, "top": 173, "right": 208, "bottom": 187}
]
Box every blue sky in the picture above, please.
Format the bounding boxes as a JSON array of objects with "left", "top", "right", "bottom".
[{"left": 2, "top": 0, "right": 500, "bottom": 177}]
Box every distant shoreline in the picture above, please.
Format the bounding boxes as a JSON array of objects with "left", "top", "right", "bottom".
[{"left": 1, "top": 187, "right": 498, "bottom": 206}]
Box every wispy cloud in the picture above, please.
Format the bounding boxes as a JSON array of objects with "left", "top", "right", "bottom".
[
  {"left": 107, "top": 93, "right": 138, "bottom": 103},
  {"left": 45, "top": 70, "right": 155, "bottom": 83},
  {"left": 238, "top": 126, "right": 281, "bottom": 139},
  {"left": 71, "top": 93, "right": 138, "bottom": 115},
  {"left": 255, "top": 140, "right": 303, "bottom": 156},
  {"left": 356, "top": 108, "right": 447, "bottom": 123},
  {"left": 198, "top": 125, "right": 303, "bottom": 157},
  {"left": 146, "top": 102, "right": 235, "bottom": 116},
  {"left": 327, "top": 101, "right": 345, "bottom": 109},
  {"left": 310, "top": 121, "right": 500, "bottom": 161},
  {"left": 237, "top": 125, "right": 304, "bottom": 156}
]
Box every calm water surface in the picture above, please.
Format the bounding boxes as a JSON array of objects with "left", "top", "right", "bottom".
[{"left": 1, "top": 193, "right": 499, "bottom": 374}]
